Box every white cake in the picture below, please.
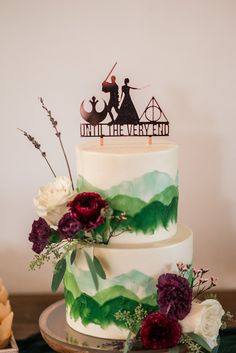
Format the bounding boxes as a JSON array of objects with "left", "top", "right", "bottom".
[{"left": 64, "top": 137, "right": 193, "bottom": 339}]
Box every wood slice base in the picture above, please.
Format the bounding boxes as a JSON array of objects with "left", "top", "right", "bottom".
[{"left": 39, "top": 300, "right": 186, "bottom": 353}]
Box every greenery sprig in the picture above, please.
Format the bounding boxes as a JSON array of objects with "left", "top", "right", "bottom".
[
  {"left": 177, "top": 263, "right": 217, "bottom": 300},
  {"left": 180, "top": 334, "right": 204, "bottom": 353},
  {"left": 115, "top": 304, "right": 148, "bottom": 353},
  {"left": 115, "top": 304, "right": 148, "bottom": 333},
  {"left": 18, "top": 128, "right": 56, "bottom": 178},
  {"left": 39, "top": 97, "right": 74, "bottom": 190}
]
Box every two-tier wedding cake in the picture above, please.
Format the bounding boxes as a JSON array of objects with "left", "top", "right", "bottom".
[{"left": 64, "top": 138, "right": 193, "bottom": 339}]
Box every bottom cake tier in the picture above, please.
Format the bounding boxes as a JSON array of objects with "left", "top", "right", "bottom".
[{"left": 64, "top": 223, "right": 193, "bottom": 339}]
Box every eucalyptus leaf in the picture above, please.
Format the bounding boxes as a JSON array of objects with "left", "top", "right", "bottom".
[
  {"left": 186, "top": 266, "right": 194, "bottom": 286},
  {"left": 51, "top": 258, "right": 66, "bottom": 293},
  {"left": 168, "top": 347, "right": 179, "bottom": 353},
  {"left": 93, "top": 256, "right": 106, "bottom": 279},
  {"left": 70, "top": 249, "right": 77, "bottom": 265},
  {"left": 84, "top": 250, "right": 99, "bottom": 290},
  {"left": 123, "top": 331, "right": 133, "bottom": 353},
  {"left": 188, "top": 333, "right": 212, "bottom": 352},
  {"left": 48, "top": 229, "right": 61, "bottom": 244}
]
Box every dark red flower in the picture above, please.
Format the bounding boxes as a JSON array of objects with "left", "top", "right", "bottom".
[
  {"left": 29, "top": 217, "right": 51, "bottom": 254},
  {"left": 68, "top": 192, "right": 107, "bottom": 230},
  {"left": 140, "top": 312, "right": 182, "bottom": 349},
  {"left": 58, "top": 213, "right": 82, "bottom": 239},
  {"left": 157, "top": 273, "right": 192, "bottom": 320}
]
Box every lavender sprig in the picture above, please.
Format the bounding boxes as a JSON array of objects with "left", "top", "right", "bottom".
[
  {"left": 18, "top": 128, "right": 56, "bottom": 178},
  {"left": 39, "top": 97, "right": 74, "bottom": 190}
]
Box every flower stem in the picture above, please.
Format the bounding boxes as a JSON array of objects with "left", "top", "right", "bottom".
[
  {"left": 39, "top": 97, "right": 74, "bottom": 190},
  {"left": 18, "top": 128, "right": 56, "bottom": 178}
]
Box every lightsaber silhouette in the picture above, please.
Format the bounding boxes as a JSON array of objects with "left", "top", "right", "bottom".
[{"left": 104, "top": 62, "right": 117, "bottom": 81}]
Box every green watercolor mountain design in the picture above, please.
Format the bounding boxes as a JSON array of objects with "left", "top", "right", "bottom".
[
  {"left": 68, "top": 268, "right": 157, "bottom": 297},
  {"left": 64, "top": 269, "right": 158, "bottom": 329},
  {"left": 77, "top": 171, "right": 179, "bottom": 235},
  {"left": 78, "top": 170, "right": 178, "bottom": 202}
]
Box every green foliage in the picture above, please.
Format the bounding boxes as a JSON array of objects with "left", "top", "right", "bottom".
[
  {"left": 168, "top": 347, "right": 180, "bottom": 353},
  {"left": 51, "top": 258, "right": 66, "bottom": 292},
  {"left": 180, "top": 334, "right": 205, "bottom": 353},
  {"left": 84, "top": 251, "right": 99, "bottom": 290},
  {"left": 29, "top": 251, "right": 51, "bottom": 270},
  {"left": 188, "top": 333, "right": 212, "bottom": 352},
  {"left": 93, "top": 256, "right": 106, "bottom": 279},
  {"left": 183, "top": 265, "right": 194, "bottom": 287},
  {"left": 115, "top": 303, "right": 148, "bottom": 334},
  {"left": 123, "top": 331, "right": 134, "bottom": 353},
  {"left": 70, "top": 249, "right": 77, "bottom": 265},
  {"left": 48, "top": 229, "right": 61, "bottom": 244}
]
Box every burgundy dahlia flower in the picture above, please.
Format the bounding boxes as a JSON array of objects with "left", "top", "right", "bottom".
[
  {"left": 157, "top": 273, "right": 192, "bottom": 320},
  {"left": 140, "top": 312, "right": 182, "bottom": 349},
  {"left": 29, "top": 217, "right": 51, "bottom": 254},
  {"left": 68, "top": 192, "right": 107, "bottom": 230},
  {"left": 58, "top": 213, "right": 82, "bottom": 239}
]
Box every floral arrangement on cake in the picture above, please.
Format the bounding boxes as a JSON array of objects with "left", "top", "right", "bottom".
[
  {"left": 19, "top": 99, "right": 232, "bottom": 353},
  {"left": 19, "top": 98, "right": 131, "bottom": 291},
  {"left": 115, "top": 263, "right": 232, "bottom": 353}
]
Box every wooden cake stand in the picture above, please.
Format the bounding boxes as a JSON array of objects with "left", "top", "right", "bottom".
[{"left": 39, "top": 300, "right": 185, "bottom": 353}]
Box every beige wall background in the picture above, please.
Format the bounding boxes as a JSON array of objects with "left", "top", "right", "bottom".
[{"left": 0, "top": 0, "right": 235, "bottom": 292}]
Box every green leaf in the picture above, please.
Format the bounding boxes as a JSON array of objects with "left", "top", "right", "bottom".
[
  {"left": 84, "top": 250, "right": 99, "bottom": 290},
  {"left": 48, "top": 229, "right": 61, "bottom": 244},
  {"left": 123, "top": 331, "right": 133, "bottom": 353},
  {"left": 93, "top": 256, "right": 106, "bottom": 279},
  {"left": 168, "top": 347, "right": 179, "bottom": 353},
  {"left": 70, "top": 249, "right": 77, "bottom": 265},
  {"left": 188, "top": 333, "right": 212, "bottom": 352},
  {"left": 186, "top": 266, "right": 194, "bottom": 286},
  {"left": 51, "top": 258, "right": 66, "bottom": 293}
]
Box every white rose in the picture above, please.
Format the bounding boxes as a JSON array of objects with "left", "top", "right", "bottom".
[
  {"left": 34, "top": 176, "right": 75, "bottom": 226},
  {"left": 180, "top": 299, "right": 224, "bottom": 349}
]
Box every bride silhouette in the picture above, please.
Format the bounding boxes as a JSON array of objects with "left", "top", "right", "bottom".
[{"left": 115, "top": 78, "right": 139, "bottom": 124}]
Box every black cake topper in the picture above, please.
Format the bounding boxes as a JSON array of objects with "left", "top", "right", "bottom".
[{"left": 80, "top": 63, "right": 169, "bottom": 138}]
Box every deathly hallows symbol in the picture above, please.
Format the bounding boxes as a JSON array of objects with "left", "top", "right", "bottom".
[{"left": 139, "top": 96, "right": 168, "bottom": 123}]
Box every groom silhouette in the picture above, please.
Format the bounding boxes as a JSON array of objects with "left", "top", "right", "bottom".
[{"left": 102, "top": 75, "right": 119, "bottom": 124}]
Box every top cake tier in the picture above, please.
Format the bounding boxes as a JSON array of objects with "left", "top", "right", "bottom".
[{"left": 76, "top": 138, "right": 178, "bottom": 244}]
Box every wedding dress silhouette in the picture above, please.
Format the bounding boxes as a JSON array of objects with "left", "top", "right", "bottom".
[{"left": 115, "top": 78, "right": 139, "bottom": 124}]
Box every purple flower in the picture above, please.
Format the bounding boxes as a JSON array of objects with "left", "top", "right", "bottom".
[
  {"left": 29, "top": 217, "right": 51, "bottom": 254},
  {"left": 140, "top": 312, "right": 182, "bottom": 349},
  {"left": 157, "top": 273, "right": 192, "bottom": 320},
  {"left": 58, "top": 213, "right": 82, "bottom": 239}
]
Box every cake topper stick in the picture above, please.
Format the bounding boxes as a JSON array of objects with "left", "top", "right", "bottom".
[
  {"left": 100, "top": 136, "right": 104, "bottom": 146},
  {"left": 148, "top": 136, "right": 153, "bottom": 145}
]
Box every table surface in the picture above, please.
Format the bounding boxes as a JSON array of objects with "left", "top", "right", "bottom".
[{"left": 10, "top": 291, "right": 236, "bottom": 340}]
